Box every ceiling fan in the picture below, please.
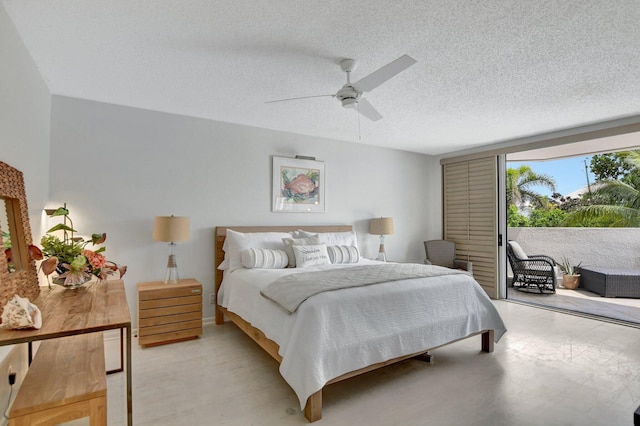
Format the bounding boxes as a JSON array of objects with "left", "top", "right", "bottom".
[{"left": 266, "top": 54, "right": 417, "bottom": 122}]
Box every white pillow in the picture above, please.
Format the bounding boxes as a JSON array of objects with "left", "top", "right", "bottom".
[
  {"left": 220, "top": 230, "right": 292, "bottom": 272},
  {"left": 292, "top": 244, "right": 330, "bottom": 268},
  {"left": 327, "top": 245, "right": 360, "bottom": 264},
  {"left": 282, "top": 234, "right": 321, "bottom": 267},
  {"left": 241, "top": 248, "right": 288, "bottom": 269},
  {"left": 509, "top": 241, "right": 528, "bottom": 260},
  {"left": 296, "top": 230, "right": 358, "bottom": 248}
]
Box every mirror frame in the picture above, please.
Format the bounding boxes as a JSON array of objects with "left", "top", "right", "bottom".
[{"left": 0, "top": 162, "right": 39, "bottom": 308}]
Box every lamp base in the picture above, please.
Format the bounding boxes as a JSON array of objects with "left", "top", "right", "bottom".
[
  {"left": 164, "top": 254, "right": 180, "bottom": 284},
  {"left": 376, "top": 236, "right": 387, "bottom": 262}
]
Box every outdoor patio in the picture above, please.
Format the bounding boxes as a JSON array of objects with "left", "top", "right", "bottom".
[
  {"left": 507, "top": 227, "right": 640, "bottom": 326},
  {"left": 507, "top": 282, "right": 640, "bottom": 325}
]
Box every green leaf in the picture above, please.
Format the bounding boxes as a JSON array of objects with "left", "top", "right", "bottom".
[
  {"left": 48, "top": 207, "right": 69, "bottom": 217},
  {"left": 91, "top": 233, "right": 106, "bottom": 245},
  {"left": 46, "top": 223, "right": 76, "bottom": 234}
]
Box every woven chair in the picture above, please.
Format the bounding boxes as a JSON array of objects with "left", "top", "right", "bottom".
[
  {"left": 507, "top": 240, "right": 556, "bottom": 294},
  {"left": 423, "top": 240, "right": 472, "bottom": 275}
]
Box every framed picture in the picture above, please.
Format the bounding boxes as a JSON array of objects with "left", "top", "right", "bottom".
[{"left": 272, "top": 156, "right": 325, "bottom": 212}]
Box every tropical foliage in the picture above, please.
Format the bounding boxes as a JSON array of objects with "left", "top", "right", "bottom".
[
  {"left": 562, "top": 149, "right": 640, "bottom": 227},
  {"left": 506, "top": 165, "right": 556, "bottom": 210},
  {"left": 507, "top": 204, "right": 529, "bottom": 227},
  {"left": 509, "top": 149, "right": 640, "bottom": 228}
]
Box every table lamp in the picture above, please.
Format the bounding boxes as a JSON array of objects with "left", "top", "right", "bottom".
[
  {"left": 369, "top": 217, "right": 394, "bottom": 262},
  {"left": 153, "top": 215, "right": 190, "bottom": 284}
]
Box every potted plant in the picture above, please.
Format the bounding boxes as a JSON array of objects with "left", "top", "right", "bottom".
[{"left": 559, "top": 256, "right": 582, "bottom": 290}]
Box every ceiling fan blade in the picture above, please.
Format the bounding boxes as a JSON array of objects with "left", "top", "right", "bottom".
[
  {"left": 357, "top": 98, "right": 383, "bottom": 121},
  {"left": 352, "top": 54, "right": 417, "bottom": 93},
  {"left": 265, "top": 94, "right": 334, "bottom": 104}
]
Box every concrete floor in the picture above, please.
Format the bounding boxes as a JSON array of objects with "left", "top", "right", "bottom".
[
  {"left": 508, "top": 283, "right": 640, "bottom": 325},
  {"left": 99, "top": 301, "right": 640, "bottom": 426}
]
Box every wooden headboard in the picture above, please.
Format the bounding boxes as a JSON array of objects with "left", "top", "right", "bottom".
[{"left": 214, "top": 225, "right": 352, "bottom": 324}]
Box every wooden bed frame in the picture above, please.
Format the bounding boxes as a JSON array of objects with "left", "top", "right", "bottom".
[{"left": 214, "top": 225, "right": 495, "bottom": 422}]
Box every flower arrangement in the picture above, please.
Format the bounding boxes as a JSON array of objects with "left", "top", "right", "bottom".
[{"left": 29, "top": 206, "right": 126, "bottom": 287}]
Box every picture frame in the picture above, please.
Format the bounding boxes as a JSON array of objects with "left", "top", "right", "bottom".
[{"left": 272, "top": 156, "right": 325, "bottom": 212}]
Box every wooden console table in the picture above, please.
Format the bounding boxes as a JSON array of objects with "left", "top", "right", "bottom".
[{"left": 0, "top": 280, "right": 133, "bottom": 425}]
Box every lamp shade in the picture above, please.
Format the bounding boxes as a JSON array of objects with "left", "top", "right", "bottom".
[
  {"left": 369, "top": 217, "right": 394, "bottom": 235},
  {"left": 153, "top": 216, "right": 190, "bottom": 243}
]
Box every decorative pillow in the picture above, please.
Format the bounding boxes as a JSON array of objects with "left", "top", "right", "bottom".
[
  {"left": 296, "top": 230, "right": 358, "bottom": 248},
  {"left": 509, "top": 241, "right": 528, "bottom": 260},
  {"left": 292, "top": 244, "right": 330, "bottom": 268},
  {"left": 220, "top": 230, "right": 292, "bottom": 272},
  {"left": 282, "top": 234, "right": 321, "bottom": 267},
  {"left": 327, "top": 245, "right": 360, "bottom": 264},
  {"left": 241, "top": 248, "right": 288, "bottom": 269}
]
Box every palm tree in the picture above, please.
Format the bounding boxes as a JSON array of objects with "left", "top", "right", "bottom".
[
  {"left": 620, "top": 149, "right": 640, "bottom": 168},
  {"left": 562, "top": 150, "right": 640, "bottom": 227},
  {"left": 562, "top": 179, "right": 640, "bottom": 227},
  {"left": 506, "top": 165, "right": 557, "bottom": 210}
]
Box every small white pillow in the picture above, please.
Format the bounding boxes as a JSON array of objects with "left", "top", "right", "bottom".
[
  {"left": 241, "top": 248, "right": 288, "bottom": 269},
  {"left": 292, "top": 244, "right": 330, "bottom": 268},
  {"left": 327, "top": 245, "right": 360, "bottom": 264},
  {"left": 297, "top": 230, "right": 358, "bottom": 248},
  {"left": 282, "top": 234, "right": 321, "bottom": 267}
]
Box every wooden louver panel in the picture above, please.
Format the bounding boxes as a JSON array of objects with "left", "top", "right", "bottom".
[{"left": 444, "top": 157, "right": 498, "bottom": 298}]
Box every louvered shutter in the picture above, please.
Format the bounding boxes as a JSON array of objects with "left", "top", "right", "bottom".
[{"left": 443, "top": 156, "right": 498, "bottom": 298}]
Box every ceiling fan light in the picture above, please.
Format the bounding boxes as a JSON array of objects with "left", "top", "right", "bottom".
[{"left": 341, "top": 98, "right": 358, "bottom": 109}]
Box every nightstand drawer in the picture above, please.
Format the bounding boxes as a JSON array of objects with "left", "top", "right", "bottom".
[
  {"left": 138, "top": 328, "right": 201, "bottom": 347},
  {"left": 139, "top": 303, "right": 201, "bottom": 319},
  {"left": 138, "top": 285, "right": 201, "bottom": 300},
  {"left": 138, "top": 311, "right": 202, "bottom": 328},
  {"left": 138, "top": 319, "right": 202, "bottom": 337},
  {"left": 139, "top": 295, "right": 201, "bottom": 310}
]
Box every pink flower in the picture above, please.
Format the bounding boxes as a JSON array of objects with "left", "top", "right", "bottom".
[{"left": 83, "top": 250, "right": 107, "bottom": 269}]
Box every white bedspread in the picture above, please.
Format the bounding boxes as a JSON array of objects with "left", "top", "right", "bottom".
[{"left": 219, "top": 259, "right": 507, "bottom": 409}]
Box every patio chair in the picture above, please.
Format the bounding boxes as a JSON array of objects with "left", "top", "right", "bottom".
[
  {"left": 507, "top": 240, "right": 556, "bottom": 294},
  {"left": 424, "top": 240, "right": 473, "bottom": 275}
]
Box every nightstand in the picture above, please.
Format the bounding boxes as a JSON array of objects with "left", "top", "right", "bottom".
[{"left": 137, "top": 278, "right": 202, "bottom": 347}]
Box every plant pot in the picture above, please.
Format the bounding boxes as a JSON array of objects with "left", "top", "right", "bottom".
[{"left": 562, "top": 274, "right": 580, "bottom": 290}]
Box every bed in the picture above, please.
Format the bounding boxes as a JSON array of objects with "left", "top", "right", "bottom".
[{"left": 214, "top": 225, "right": 506, "bottom": 422}]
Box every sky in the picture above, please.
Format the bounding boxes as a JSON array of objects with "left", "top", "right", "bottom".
[{"left": 507, "top": 156, "right": 596, "bottom": 197}]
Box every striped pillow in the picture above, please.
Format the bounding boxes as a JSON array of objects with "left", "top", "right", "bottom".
[
  {"left": 241, "top": 248, "right": 288, "bottom": 269},
  {"left": 327, "top": 245, "right": 360, "bottom": 264}
]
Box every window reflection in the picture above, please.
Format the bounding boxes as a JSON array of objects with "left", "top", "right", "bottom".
[{"left": 0, "top": 198, "right": 14, "bottom": 273}]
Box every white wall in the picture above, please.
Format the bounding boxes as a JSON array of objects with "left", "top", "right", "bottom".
[
  {"left": 49, "top": 96, "right": 442, "bottom": 325},
  {"left": 508, "top": 227, "right": 640, "bottom": 269},
  {"left": 0, "top": 5, "right": 51, "bottom": 420},
  {"left": 0, "top": 4, "right": 51, "bottom": 232}
]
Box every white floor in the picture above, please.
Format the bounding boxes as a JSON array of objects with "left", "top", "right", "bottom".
[
  {"left": 557, "top": 286, "right": 640, "bottom": 309},
  {"left": 103, "top": 301, "right": 640, "bottom": 426}
]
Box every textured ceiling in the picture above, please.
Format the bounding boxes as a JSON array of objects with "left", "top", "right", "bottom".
[{"left": 3, "top": 0, "right": 640, "bottom": 155}]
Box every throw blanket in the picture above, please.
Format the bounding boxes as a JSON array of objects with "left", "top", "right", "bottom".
[{"left": 261, "top": 263, "right": 463, "bottom": 313}]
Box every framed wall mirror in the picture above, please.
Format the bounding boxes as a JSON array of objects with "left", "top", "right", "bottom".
[{"left": 0, "top": 162, "right": 39, "bottom": 307}]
